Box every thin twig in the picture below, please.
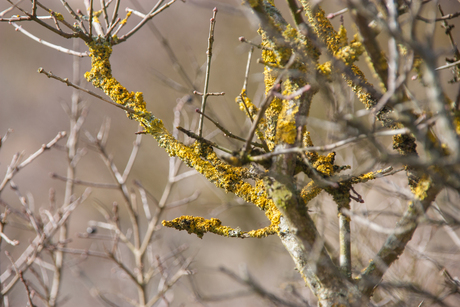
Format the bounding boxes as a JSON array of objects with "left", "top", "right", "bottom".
[
  {"left": 50, "top": 173, "right": 119, "bottom": 189},
  {"left": 218, "top": 266, "right": 304, "bottom": 307},
  {"left": 60, "top": 0, "right": 88, "bottom": 34},
  {"left": 145, "top": 259, "right": 193, "bottom": 307},
  {"left": 239, "top": 36, "right": 271, "bottom": 50},
  {"left": 131, "top": 0, "right": 197, "bottom": 91},
  {"left": 417, "top": 11, "right": 460, "bottom": 23},
  {"left": 116, "top": 0, "right": 176, "bottom": 44},
  {"left": 165, "top": 191, "right": 200, "bottom": 209},
  {"left": 249, "top": 128, "right": 410, "bottom": 162},
  {"left": 193, "top": 90, "right": 224, "bottom": 96},
  {"left": 327, "top": 8, "right": 348, "bottom": 19},
  {"left": 0, "top": 131, "right": 66, "bottom": 192},
  {"left": 176, "top": 126, "right": 233, "bottom": 154},
  {"left": 1, "top": 189, "right": 90, "bottom": 293},
  {"left": 198, "top": 7, "right": 218, "bottom": 137},
  {"left": 11, "top": 23, "right": 88, "bottom": 57},
  {"left": 38, "top": 68, "right": 135, "bottom": 113},
  {"left": 88, "top": 0, "right": 94, "bottom": 37},
  {"left": 111, "top": 0, "right": 121, "bottom": 28},
  {"left": 195, "top": 109, "right": 264, "bottom": 148},
  {"left": 243, "top": 46, "right": 254, "bottom": 92},
  {"left": 5, "top": 252, "right": 36, "bottom": 307},
  {"left": 0, "top": 232, "right": 19, "bottom": 246},
  {"left": 272, "top": 84, "right": 311, "bottom": 101},
  {"left": 435, "top": 59, "right": 460, "bottom": 71},
  {"left": 122, "top": 130, "right": 142, "bottom": 182},
  {"left": 0, "top": 128, "right": 13, "bottom": 148}
]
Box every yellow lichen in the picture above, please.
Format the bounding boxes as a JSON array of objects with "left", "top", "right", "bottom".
[
  {"left": 413, "top": 175, "right": 432, "bottom": 200},
  {"left": 120, "top": 10, "right": 132, "bottom": 25},
  {"left": 84, "top": 41, "right": 282, "bottom": 236},
  {"left": 303, "top": 130, "right": 314, "bottom": 147},
  {"left": 237, "top": 90, "right": 267, "bottom": 144},
  {"left": 50, "top": 11, "right": 65, "bottom": 21},
  {"left": 301, "top": 1, "right": 378, "bottom": 110},
  {"left": 365, "top": 49, "right": 388, "bottom": 90},
  {"left": 245, "top": 0, "right": 260, "bottom": 8},
  {"left": 161, "top": 215, "right": 276, "bottom": 238},
  {"left": 313, "top": 152, "right": 336, "bottom": 177},
  {"left": 317, "top": 61, "right": 332, "bottom": 76},
  {"left": 413, "top": 56, "right": 424, "bottom": 81},
  {"left": 337, "top": 25, "right": 348, "bottom": 49},
  {"left": 275, "top": 101, "right": 298, "bottom": 145},
  {"left": 301, "top": 181, "right": 323, "bottom": 203},
  {"left": 335, "top": 34, "right": 365, "bottom": 65},
  {"left": 454, "top": 113, "right": 460, "bottom": 136}
]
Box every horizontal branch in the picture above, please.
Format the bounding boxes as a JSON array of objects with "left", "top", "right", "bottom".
[
  {"left": 50, "top": 173, "right": 119, "bottom": 189},
  {"left": 249, "top": 128, "right": 410, "bottom": 162},
  {"left": 162, "top": 215, "right": 276, "bottom": 238}
]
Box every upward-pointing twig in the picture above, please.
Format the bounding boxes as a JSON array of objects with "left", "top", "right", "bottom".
[
  {"left": 243, "top": 46, "right": 254, "bottom": 92},
  {"left": 198, "top": 7, "right": 218, "bottom": 137}
]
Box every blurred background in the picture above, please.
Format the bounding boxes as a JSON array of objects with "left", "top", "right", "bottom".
[{"left": 1, "top": 0, "right": 460, "bottom": 306}]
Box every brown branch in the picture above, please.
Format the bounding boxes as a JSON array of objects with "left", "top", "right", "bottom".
[{"left": 38, "top": 68, "right": 135, "bottom": 113}]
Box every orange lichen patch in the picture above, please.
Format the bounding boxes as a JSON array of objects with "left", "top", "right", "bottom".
[
  {"left": 354, "top": 171, "right": 378, "bottom": 182},
  {"left": 301, "top": 181, "right": 323, "bottom": 203},
  {"left": 85, "top": 41, "right": 282, "bottom": 235}
]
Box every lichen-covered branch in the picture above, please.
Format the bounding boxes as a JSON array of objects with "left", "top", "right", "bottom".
[
  {"left": 84, "top": 39, "right": 282, "bottom": 235},
  {"left": 162, "top": 215, "right": 275, "bottom": 238}
]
